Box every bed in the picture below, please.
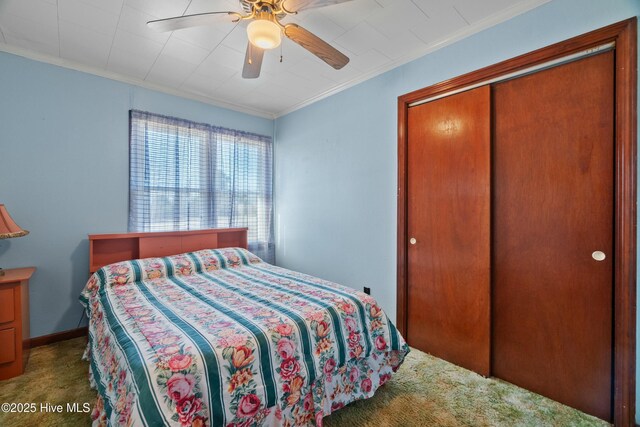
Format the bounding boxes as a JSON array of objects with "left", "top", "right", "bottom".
[{"left": 80, "top": 229, "right": 408, "bottom": 426}]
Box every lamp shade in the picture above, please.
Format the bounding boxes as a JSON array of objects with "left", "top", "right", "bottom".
[
  {"left": 247, "top": 19, "right": 282, "bottom": 50},
  {"left": 0, "top": 204, "right": 29, "bottom": 239}
]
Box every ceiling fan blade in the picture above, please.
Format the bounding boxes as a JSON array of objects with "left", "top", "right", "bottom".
[
  {"left": 281, "top": 0, "right": 354, "bottom": 13},
  {"left": 284, "top": 24, "right": 349, "bottom": 70},
  {"left": 242, "top": 43, "right": 265, "bottom": 79},
  {"left": 147, "top": 11, "right": 241, "bottom": 32}
]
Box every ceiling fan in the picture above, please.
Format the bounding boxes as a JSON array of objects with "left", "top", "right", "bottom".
[{"left": 147, "top": 0, "right": 353, "bottom": 79}]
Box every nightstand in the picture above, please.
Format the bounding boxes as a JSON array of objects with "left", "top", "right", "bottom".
[{"left": 0, "top": 267, "right": 35, "bottom": 380}]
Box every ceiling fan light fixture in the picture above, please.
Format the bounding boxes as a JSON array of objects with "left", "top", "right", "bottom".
[{"left": 247, "top": 19, "right": 282, "bottom": 50}]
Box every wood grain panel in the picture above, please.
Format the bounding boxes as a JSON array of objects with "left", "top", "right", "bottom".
[
  {"left": 398, "top": 18, "right": 636, "bottom": 426},
  {"left": 0, "top": 288, "right": 14, "bottom": 324},
  {"left": 139, "top": 236, "right": 183, "bottom": 259},
  {"left": 218, "top": 231, "right": 248, "bottom": 249},
  {"left": 91, "top": 238, "right": 138, "bottom": 273},
  {"left": 182, "top": 234, "right": 218, "bottom": 253},
  {"left": 0, "top": 328, "right": 16, "bottom": 364},
  {"left": 89, "top": 228, "right": 249, "bottom": 273},
  {"left": 284, "top": 24, "right": 349, "bottom": 69},
  {"left": 397, "top": 96, "right": 409, "bottom": 337},
  {"left": 0, "top": 268, "right": 34, "bottom": 379},
  {"left": 492, "top": 51, "right": 614, "bottom": 421},
  {"left": 19, "top": 276, "right": 29, "bottom": 369},
  {"left": 612, "top": 19, "right": 637, "bottom": 427},
  {"left": 406, "top": 85, "right": 491, "bottom": 376}
]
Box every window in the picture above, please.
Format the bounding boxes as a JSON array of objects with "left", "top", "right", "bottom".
[{"left": 129, "top": 110, "right": 274, "bottom": 263}]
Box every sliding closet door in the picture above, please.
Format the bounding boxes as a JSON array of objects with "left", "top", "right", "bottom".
[
  {"left": 492, "top": 51, "right": 614, "bottom": 420},
  {"left": 406, "top": 86, "right": 491, "bottom": 376}
]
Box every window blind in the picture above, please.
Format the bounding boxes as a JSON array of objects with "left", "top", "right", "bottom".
[{"left": 129, "top": 110, "right": 274, "bottom": 263}]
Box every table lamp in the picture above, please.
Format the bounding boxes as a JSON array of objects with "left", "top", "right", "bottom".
[{"left": 0, "top": 204, "right": 29, "bottom": 276}]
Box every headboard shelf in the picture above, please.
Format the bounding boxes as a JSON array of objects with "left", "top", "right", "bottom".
[{"left": 89, "top": 228, "right": 248, "bottom": 273}]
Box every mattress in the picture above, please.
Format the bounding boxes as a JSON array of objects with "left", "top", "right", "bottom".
[{"left": 80, "top": 247, "right": 408, "bottom": 426}]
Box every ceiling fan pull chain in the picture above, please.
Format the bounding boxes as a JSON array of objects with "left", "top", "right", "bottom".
[{"left": 280, "top": 43, "right": 283, "bottom": 63}]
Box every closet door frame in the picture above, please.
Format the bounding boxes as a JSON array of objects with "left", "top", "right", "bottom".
[{"left": 396, "top": 18, "right": 636, "bottom": 427}]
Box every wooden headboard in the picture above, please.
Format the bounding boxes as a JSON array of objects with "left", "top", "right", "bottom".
[{"left": 89, "top": 228, "right": 248, "bottom": 274}]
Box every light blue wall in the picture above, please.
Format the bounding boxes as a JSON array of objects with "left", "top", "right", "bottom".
[
  {"left": 0, "top": 51, "right": 273, "bottom": 338},
  {"left": 0, "top": 0, "right": 637, "bottom": 419},
  {"left": 273, "top": 0, "right": 639, "bottom": 421}
]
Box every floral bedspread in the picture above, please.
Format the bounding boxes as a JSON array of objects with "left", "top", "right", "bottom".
[{"left": 80, "top": 247, "right": 408, "bottom": 427}]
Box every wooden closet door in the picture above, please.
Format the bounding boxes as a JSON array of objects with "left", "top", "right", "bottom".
[
  {"left": 407, "top": 86, "right": 491, "bottom": 376},
  {"left": 492, "top": 51, "right": 614, "bottom": 420}
]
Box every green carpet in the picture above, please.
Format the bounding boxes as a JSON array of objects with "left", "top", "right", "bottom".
[{"left": 0, "top": 338, "right": 609, "bottom": 426}]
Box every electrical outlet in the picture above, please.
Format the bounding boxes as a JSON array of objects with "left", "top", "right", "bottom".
[{"left": 363, "top": 286, "right": 371, "bottom": 295}]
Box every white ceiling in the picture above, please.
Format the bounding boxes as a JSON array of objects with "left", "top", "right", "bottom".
[{"left": 0, "top": 0, "right": 549, "bottom": 118}]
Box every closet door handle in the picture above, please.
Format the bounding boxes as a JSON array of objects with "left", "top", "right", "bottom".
[
  {"left": 409, "top": 238, "right": 417, "bottom": 245},
  {"left": 592, "top": 251, "right": 606, "bottom": 261}
]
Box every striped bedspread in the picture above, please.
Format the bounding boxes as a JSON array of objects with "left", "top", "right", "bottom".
[{"left": 80, "top": 247, "right": 408, "bottom": 426}]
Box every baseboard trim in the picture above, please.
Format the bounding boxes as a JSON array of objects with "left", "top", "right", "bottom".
[{"left": 29, "top": 327, "right": 88, "bottom": 348}]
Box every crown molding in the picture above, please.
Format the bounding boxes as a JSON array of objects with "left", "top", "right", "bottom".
[
  {"left": 274, "top": 0, "right": 551, "bottom": 118},
  {"left": 0, "top": 0, "right": 550, "bottom": 121},
  {"left": 0, "top": 43, "right": 276, "bottom": 120}
]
